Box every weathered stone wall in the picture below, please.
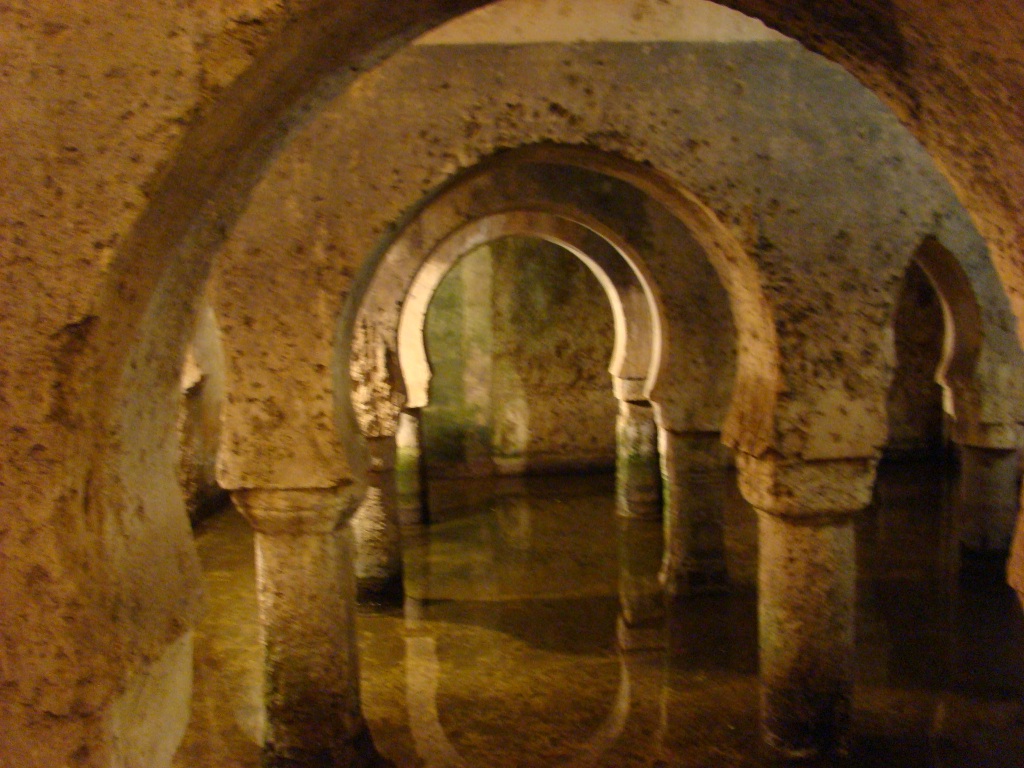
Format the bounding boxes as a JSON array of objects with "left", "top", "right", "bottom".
[
  {"left": 220, "top": 38, "right": 991, "bottom": 471},
  {"left": 421, "top": 244, "right": 495, "bottom": 472},
  {"left": 4, "top": 1, "right": 1024, "bottom": 763},
  {"left": 490, "top": 237, "right": 618, "bottom": 473},
  {"left": 422, "top": 238, "right": 617, "bottom": 476}
]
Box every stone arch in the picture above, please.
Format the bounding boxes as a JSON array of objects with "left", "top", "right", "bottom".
[
  {"left": 906, "top": 236, "right": 1024, "bottom": 553},
  {"left": 23, "top": 1, "right": 1024, "bottom": 764},
  {"left": 396, "top": 210, "right": 661, "bottom": 411},
  {"left": 910, "top": 236, "right": 984, "bottom": 436},
  {"left": 347, "top": 146, "right": 758, "bottom": 597},
  {"left": 348, "top": 199, "right": 672, "bottom": 593},
  {"left": 349, "top": 145, "right": 774, "bottom": 454}
]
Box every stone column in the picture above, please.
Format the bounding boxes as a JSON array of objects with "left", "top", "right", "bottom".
[
  {"left": 615, "top": 399, "right": 662, "bottom": 520},
  {"left": 954, "top": 443, "right": 1020, "bottom": 553},
  {"left": 351, "top": 435, "right": 403, "bottom": 600},
  {"left": 738, "top": 455, "right": 877, "bottom": 761},
  {"left": 396, "top": 409, "right": 427, "bottom": 526},
  {"left": 658, "top": 429, "right": 728, "bottom": 595},
  {"left": 232, "top": 486, "right": 378, "bottom": 768}
]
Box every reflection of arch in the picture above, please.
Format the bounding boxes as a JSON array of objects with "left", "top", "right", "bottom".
[
  {"left": 397, "top": 210, "right": 662, "bottom": 408},
  {"left": 910, "top": 236, "right": 983, "bottom": 431},
  {"left": 405, "top": 634, "right": 633, "bottom": 768}
]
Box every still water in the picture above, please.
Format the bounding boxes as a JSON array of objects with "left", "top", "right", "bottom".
[{"left": 174, "top": 460, "right": 1024, "bottom": 767}]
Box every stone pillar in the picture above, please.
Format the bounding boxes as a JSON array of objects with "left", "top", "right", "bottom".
[
  {"left": 658, "top": 429, "right": 728, "bottom": 595},
  {"left": 396, "top": 409, "right": 427, "bottom": 525},
  {"left": 954, "top": 443, "right": 1020, "bottom": 553},
  {"left": 615, "top": 399, "right": 662, "bottom": 520},
  {"left": 351, "top": 435, "right": 403, "bottom": 600},
  {"left": 738, "top": 455, "right": 877, "bottom": 761},
  {"left": 758, "top": 510, "right": 855, "bottom": 759},
  {"left": 232, "top": 486, "right": 378, "bottom": 768}
]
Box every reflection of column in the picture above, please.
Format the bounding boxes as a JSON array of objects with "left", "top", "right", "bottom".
[
  {"left": 494, "top": 476, "right": 532, "bottom": 551},
  {"left": 739, "top": 455, "right": 875, "bottom": 761},
  {"left": 954, "top": 443, "right": 1020, "bottom": 552},
  {"left": 490, "top": 362, "right": 529, "bottom": 475},
  {"left": 396, "top": 409, "right": 426, "bottom": 526},
  {"left": 658, "top": 429, "right": 728, "bottom": 594},
  {"left": 351, "top": 436, "right": 403, "bottom": 599},
  {"left": 232, "top": 487, "right": 377, "bottom": 768},
  {"left": 616, "top": 516, "right": 666, "bottom": 651},
  {"left": 616, "top": 400, "right": 661, "bottom": 520}
]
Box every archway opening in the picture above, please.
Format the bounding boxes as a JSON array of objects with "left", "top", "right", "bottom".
[
  {"left": 387, "top": 234, "right": 644, "bottom": 763},
  {"left": 22, "top": 1, "right": 1024, "bottom": 768},
  {"left": 419, "top": 235, "right": 619, "bottom": 479},
  {"left": 885, "top": 260, "right": 947, "bottom": 462},
  {"left": 855, "top": 241, "right": 1024, "bottom": 762},
  {"left": 346, "top": 152, "right": 758, "bottom": 764}
]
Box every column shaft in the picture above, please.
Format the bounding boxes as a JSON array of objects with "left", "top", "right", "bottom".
[
  {"left": 758, "top": 510, "right": 855, "bottom": 759},
  {"left": 616, "top": 400, "right": 662, "bottom": 520},
  {"left": 352, "top": 436, "right": 403, "bottom": 599},
  {"left": 234, "top": 488, "right": 376, "bottom": 768},
  {"left": 737, "top": 453, "right": 877, "bottom": 761},
  {"left": 396, "top": 410, "right": 427, "bottom": 526}
]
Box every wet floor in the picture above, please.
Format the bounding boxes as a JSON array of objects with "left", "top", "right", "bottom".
[{"left": 174, "top": 459, "right": 1024, "bottom": 767}]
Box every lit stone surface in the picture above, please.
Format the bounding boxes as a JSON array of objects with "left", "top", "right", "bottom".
[
  {"left": 416, "top": 0, "right": 786, "bottom": 44},
  {"left": 5, "top": 1, "right": 1024, "bottom": 763}
]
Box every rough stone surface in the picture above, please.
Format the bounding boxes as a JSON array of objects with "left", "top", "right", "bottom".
[
  {"left": 351, "top": 160, "right": 735, "bottom": 440},
  {"left": 351, "top": 436, "right": 403, "bottom": 596},
  {"left": 886, "top": 261, "right": 945, "bottom": 455},
  {"left": 489, "top": 238, "right": 618, "bottom": 473},
  {"left": 178, "top": 300, "right": 228, "bottom": 521},
  {"left": 4, "top": 0, "right": 1024, "bottom": 764},
  {"left": 420, "top": 237, "right": 618, "bottom": 476},
  {"left": 229, "top": 39, "right": 991, "bottom": 474}
]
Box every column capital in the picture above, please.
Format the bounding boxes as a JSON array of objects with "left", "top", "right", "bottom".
[
  {"left": 612, "top": 376, "right": 648, "bottom": 403},
  {"left": 951, "top": 419, "right": 1021, "bottom": 451},
  {"left": 232, "top": 484, "right": 364, "bottom": 535},
  {"left": 736, "top": 453, "right": 878, "bottom": 519}
]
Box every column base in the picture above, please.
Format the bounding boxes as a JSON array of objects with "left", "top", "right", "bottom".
[
  {"left": 263, "top": 723, "right": 388, "bottom": 768},
  {"left": 760, "top": 691, "right": 851, "bottom": 764},
  {"left": 357, "top": 571, "right": 405, "bottom": 605},
  {"left": 660, "top": 558, "right": 729, "bottom": 596}
]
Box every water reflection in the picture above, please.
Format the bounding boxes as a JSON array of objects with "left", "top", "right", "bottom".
[{"left": 177, "top": 460, "right": 1024, "bottom": 768}]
